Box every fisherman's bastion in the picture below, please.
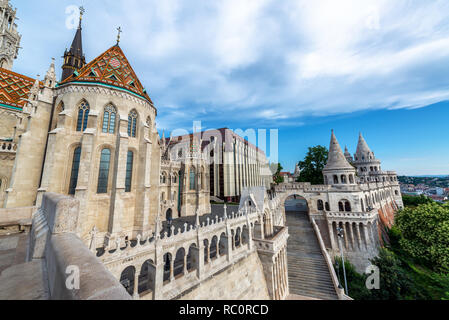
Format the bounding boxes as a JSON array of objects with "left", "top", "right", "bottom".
[{"left": 0, "top": 2, "right": 403, "bottom": 300}]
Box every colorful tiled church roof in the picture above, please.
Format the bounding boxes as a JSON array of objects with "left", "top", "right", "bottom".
[
  {"left": 59, "top": 45, "right": 153, "bottom": 104},
  {"left": 0, "top": 68, "right": 43, "bottom": 111}
]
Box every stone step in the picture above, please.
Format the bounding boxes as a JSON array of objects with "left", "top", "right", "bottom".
[{"left": 285, "top": 212, "right": 338, "bottom": 300}]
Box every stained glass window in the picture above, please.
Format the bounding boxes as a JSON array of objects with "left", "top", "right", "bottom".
[
  {"left": 102, "top": 105, "right": 117, "bottom": 134},
  {"left": 76, "top": 101, "right": 90, "bottom": 132},
  {"left": 97, "top": 149, "right": 111, "bottom": 193},
  {"left": 128, "top": 110, "right": 138, "bottom": 138},
  {"left": 125, "top": 151, "right": 133, "bottom": 192},
  {"left": 68, "top": 147, "right": 81, "bottom": 195}
]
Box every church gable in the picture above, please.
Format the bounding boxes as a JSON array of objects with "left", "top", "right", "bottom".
[
  {"left": 60, "top": 45, "right": 152, "bottom": 103},
  {"left": 0, "top": 68, "right": 43, "bottom": 110}
]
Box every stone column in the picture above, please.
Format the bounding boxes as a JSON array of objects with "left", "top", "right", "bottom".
[
  {"left": 356, "top": 223, "right": 362, "bottom": 251},
  {"left": 169, "top": 254, "right": 175, "bottom": 281},
  {"left": 183, "top": 254, "right": 188, "bottom": 275},
  {"left": 348, "top": 222, "right": 355, "bottom": 251},
  {"left": 141, "top": 126, "right": 153, "bottom": 236},
  {"left": 108, "top": 117, "right": 130, "bottom": 236},
  {"left": 272, "top": 258, "right": 278, "bottom": 300},
  {"left": 342, "top": 223, "right": 349, "bottom": 249},
  {"left": 133, "top": 270, "right": 140, "bottom": 299},
  {"left": 328, "top": 222, "right": 337, "bottom": 250},
  {"left": 363, "top": 223, "right": 370, "bottom": 249}
]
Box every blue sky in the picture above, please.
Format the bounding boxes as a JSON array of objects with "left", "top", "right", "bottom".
[{"left": 11, "top": 0, "right": 449, "bottom": 175}]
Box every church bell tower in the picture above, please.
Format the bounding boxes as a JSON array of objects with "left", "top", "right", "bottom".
[
  {"left": 61, "top": 6, "right": 86, "bottom": 82},
  {"left": 0, "top": 0, "right": 21, "bottom": 70}
]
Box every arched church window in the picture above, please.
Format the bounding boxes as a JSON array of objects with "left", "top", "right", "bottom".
[
  {"left": 76, "top": 101, "right": 90, "bottom": 132},
  {"left": 128, "top": 110, "right": 138, "bottom": 138},
  {"left": 341, "top": 175, "right": 347, "bottom": 184},
  {"left": 333, "top": 175, "right": 338, "bottom": 184},
  {"left": 317, "top": 200, "right": 324, "bottom": 211},
  {"left": 125, "top": 151, "right": 133, "bottom": 192},
  {"left": 102, "top": 105, "right": 117, "bottom": 134},
  {"left": 97, "top": 148, "right": 111, "bottom": 193},
  {"left": 325, "top": 202, "right": 330, "bottom": 211},
  {"left": 189, "top": 167, "right": 196, "bottom": 190},
  {"left": 68, "top": 147, "right": 82, "bottom": 195},
  {"left": 349, "top": 175, "right": 354, "bottom": 184}
]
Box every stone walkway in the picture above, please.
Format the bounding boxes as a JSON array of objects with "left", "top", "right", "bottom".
[{"left": 286, "top": 211, "right": 339, "bottom": 300}]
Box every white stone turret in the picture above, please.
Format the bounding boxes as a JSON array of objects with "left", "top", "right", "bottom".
[
  {"left": 323, "top": 130, "right": 356, "bottom": 185},
  {"left": 344, "top": 146, "right": 353, "bottom": 163},
  {"left": 292, "top": 162, "right": 301, "bottom": 180},
  {"left": 353, "top": 133, "right": 382, "bottom": 179}
]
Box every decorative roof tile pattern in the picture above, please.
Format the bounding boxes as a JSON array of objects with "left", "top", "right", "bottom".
[
  {"left": 0, "top": 68, "right": 43, "bottom": 110},
  {"left": 60, "top": 45, "right": 152, "bottom": 103}
]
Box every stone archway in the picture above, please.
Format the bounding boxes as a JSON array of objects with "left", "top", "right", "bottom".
[
  {"left": 283, "top": 194, "right": 309, "bottom": 214},
  {"left": 166, "top": 208, "right": 173, "bottom": 221}
]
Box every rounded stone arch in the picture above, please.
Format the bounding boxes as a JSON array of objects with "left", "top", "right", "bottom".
[
  {"left": 138, "top": 259, "right": 156, "bottom": 294},
  {"left": 119, "top": 265, "right": 136, "bottom": 295},
  {"left": 280, "top": 191, "right": 311, "bottom": 214}
]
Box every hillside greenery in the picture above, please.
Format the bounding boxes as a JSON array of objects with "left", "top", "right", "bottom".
[{"left": 335, "top": 201, "right": 449, "bottom": 300}]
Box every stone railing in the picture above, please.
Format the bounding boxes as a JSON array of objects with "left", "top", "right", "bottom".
[
  {"left": 0, "top": 140, "right": 17, "bottom": 153},
  {"left": 29, "top": 193, "right": 131, "bottom": 300},
  {"left": 311, "top": 218, "right": 352, "bottom": 300},
  {"left": 0, "top": 206, "right": 35, "bottom": 235},
  {"left": 326, "top": 210, "right": 378, "bottom": 222},
  {"left": 96, "top": 206, "right": 260, "bottom": 300}
]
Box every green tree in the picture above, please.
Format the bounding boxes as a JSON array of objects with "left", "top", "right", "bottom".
[
  {"left": 297, "top": 145, "right": 328, "bottom": 185},
  {"left": 273, "top": 163, "right": 284, "bottom": 184},
  {"left": 396, "top": 202, "right": 449, "bottom": 273},
  {"left": 369, "top": 248, "right": 416, "bottom": 300},
  {"left": 402, "top": 194, "right": 433, "bottom": 208}
]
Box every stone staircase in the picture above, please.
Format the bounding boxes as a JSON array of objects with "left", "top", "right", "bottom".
[{"left": 286, "top": 211, "right": 339, "bottom": 300}]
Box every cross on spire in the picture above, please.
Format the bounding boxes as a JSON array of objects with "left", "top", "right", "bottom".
[
  {"left": 79, "top": 6, "right": 85, "bottom": 28},
  {"left": 116, "top": 26, "right": 122, "bottom": 45}
]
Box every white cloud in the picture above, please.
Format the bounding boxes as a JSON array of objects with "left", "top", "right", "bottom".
[{"left": 13, "top": 0, "right": 449, "bottom": 130}]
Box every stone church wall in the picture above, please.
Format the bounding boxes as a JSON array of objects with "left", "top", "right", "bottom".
[{"left": 178, "top": 251, "right": 270, "bottom": 300}]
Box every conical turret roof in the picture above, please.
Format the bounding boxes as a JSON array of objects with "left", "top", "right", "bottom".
[
  {"left": 356, "top": 133, "right": 373, "bottom": 156},
  {"left": 324, "top": 131, "right": 354, "bottom": 171}
]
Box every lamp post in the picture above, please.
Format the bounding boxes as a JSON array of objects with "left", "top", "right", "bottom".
[{"left": 336, "top": 226, "right": 348, "bottom": 295}]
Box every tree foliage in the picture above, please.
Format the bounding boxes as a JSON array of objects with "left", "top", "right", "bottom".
[
  {"left": 402, "top": 194, "right": 433, "bottom": 207},
  {"left": 396, "top": 202, "right": 449, "bottom": 274},
  {"left": 272, "top": 163, "right": 284, "bottom": 184},
  {"left": 368, "top": 248, "right": 416, "bottom": 300},
  {"left": 297, "top": 145, "right": 328, "bottom": 185}
]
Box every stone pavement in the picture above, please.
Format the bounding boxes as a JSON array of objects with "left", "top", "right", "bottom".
[{"left": 0, "top": 233, "right": 49, "bottom": 300}]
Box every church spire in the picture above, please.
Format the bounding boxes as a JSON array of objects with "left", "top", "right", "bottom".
[{"left": 61, "top": 6, "right": 86, "bottom": 82}]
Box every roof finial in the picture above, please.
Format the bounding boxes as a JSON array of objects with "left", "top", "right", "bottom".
[
  {"left": 116, "top": 26, "right": 122, "bottom": 45},
  {"left": 79, "top": 6, "right": 85, "bottom": 28}
]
